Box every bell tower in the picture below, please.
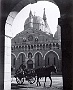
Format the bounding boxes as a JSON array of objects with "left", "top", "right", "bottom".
[
  {"left": 43, "top": 8, "right": 47, "bottom": 23},
  {"left": 43, "top": 8, "right": 51, "bottom": 34}
]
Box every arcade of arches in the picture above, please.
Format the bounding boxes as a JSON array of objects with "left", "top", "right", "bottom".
[
  {"left": 11, "top": 51, "right": 61, "bottom": 71},
  {"left": 0, "top": 0, "right": 73, "bottom": 90}
]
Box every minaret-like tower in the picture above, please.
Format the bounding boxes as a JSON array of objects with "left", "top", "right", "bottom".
[
  {"left": 43, "top": 8, "right": 47, "bottom": 23},
  {"left": 43, "top": 8, "right": 51, "bottom": 34},
  {"left": 29, "top": 10, "right": 33, "bottom": 28}
]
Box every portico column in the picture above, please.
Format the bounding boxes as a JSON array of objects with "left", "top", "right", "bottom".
[
  {"left": 4, "top": 36, "right": 11, "bottom": 90},
  {"left": 58, "top": 14, "right": 73, "bottom": 90}
]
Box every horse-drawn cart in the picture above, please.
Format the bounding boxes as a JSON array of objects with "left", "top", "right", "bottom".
[
  {"left": 11, "top": 65, "right": 57, "bottom": 87},
  {"left": 14, "top": 68, "right": 36, "bottom": 84}
]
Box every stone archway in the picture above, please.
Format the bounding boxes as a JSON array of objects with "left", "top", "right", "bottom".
[
  {"left": 34, "top": 52, "right": 43, "bottom": 68},
  {"left": 27, "top": 60, "right": 33, "bottom": 69},
  {"left": 44, "top": 51, "right": 60, "bottom": 71},
  {"left": 0, "top": 0, "right": 73, "bottom": 90},
  {"left": 16, "top": 53, "right": 25, "bottom": 69}
]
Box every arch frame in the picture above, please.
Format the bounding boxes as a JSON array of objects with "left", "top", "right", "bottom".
[
  {"left": 33, "top": 51, "right": 43, "bottom": 58},
  {"left": 44, "top": 50, "right": 60, "bottom": 60},
  {"left": 16, "top": 52, "right": 26, "bottom": 60},
  {"left": 11, "top": 53, "right": 16, "bottom": 58}
]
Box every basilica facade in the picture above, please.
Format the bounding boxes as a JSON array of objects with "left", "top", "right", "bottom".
[{"left": 11, "top": 9, "right": 61, "bottom": 73}]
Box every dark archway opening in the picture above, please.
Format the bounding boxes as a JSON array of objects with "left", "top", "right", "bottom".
[
  {"left": 35, "top": 52, "right": 43, "bottom": 68},
  {"left": 27, "top": 60, "right": 33, "bottom": 69}
]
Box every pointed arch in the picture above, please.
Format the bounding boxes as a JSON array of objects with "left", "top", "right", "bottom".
[
  {"left": 34, "top": 51, "right": 43, "bottom": 68},
  {"left": 44, "top": 50, "right": 60, "bottom": 70},
  {"left": 16, "top": 52, "right": 26, "bottom": 60},
  {"left": 44, "top": 50, "right": 60, "bottom": 60},
  {"left": 16, "top": 52, "right": 26, "bottom": 69},
  {"left": 11, "top": 53, "right": 16, "bottom": 58},
  {"left": 33, "top": 51, "right": 43, "bottom": 58}
]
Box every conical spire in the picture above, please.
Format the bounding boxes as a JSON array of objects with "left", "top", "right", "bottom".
[
  {"left": 43, "top": 8, "right": 51, "bottom": 34},
  {"left": 29, "top": 10, "right": 33, "bottom": 18},
  {"left": 29, "top": 10, "right": 33, "bottom": 29},
  {"left": 43, "top": 8, "right": 47, "bottom": 21}
]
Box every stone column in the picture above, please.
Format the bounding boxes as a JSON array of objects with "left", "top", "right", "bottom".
[
  {"left": 58, "top": 14, "right": 73, "bottom": 90},
  {"left": 4, "top": 36, "right": 11, "bottom": 90}
]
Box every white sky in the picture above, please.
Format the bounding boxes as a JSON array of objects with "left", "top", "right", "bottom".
[{"left": 11, "top": 1, "right": 60, "bottom": 37}]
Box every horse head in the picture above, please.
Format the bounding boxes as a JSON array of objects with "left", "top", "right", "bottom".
[{"left": 51, "top": 65, "right": 57, "bottom": 73}]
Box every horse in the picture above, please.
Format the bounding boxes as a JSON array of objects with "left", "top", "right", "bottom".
[{"left": 35, "top": 65, "right": 57, "bottom": 87}]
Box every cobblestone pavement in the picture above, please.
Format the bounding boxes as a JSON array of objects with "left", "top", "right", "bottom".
[{"left": 11, "top": 76, "right": 63, "bottom": 90}]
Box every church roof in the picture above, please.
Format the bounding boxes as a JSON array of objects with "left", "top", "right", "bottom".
[
  {"left": 24, "top": 15, "right": 44, "bottom": 25},
  {"left": 24, "top": 10, "right": 52, "bottom": 34}
]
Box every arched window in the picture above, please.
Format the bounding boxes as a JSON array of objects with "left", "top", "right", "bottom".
[
  {"left": 22, "top": 46, "right": 24, "bottom": 48},
  {"left": 19, "top": 46, "right": 21, "bottom": 48},
  {"left": 49, "top": 43, "right": 52, "bottom": 49},
  {"left": 53, "top": 43, "right": 55, "bottom": 47},
  {"left": 31, "top": 45, "right": 33, "bottom": 49},
  {"left": 27, "top": 60, "right": 33, "bottom": 69},
  {"left": 28, "top": 45, "right": 30, "bottom": 50},
  {"left": 46, "top": 44, "right": 48, "bottom": 48},
  {"left": 25, "top": 45, "right": 27, "bottom": 50},
  {"left": 35, "top": 52, "right": 42, "bottom": 68},
  {"left": 37, "top": 44, "right": 39, "bottom": 50},
  {"left": 28, "top": 52, "right": 32, "bottom": 58},
  {"left": 18, "top": 53, "right": 25, "bottom": 64},
  {"left": 39, "top": 44, "right": 42, "bottom": 50},
  {"left": 43, "top": 44, "right": 45, "bottom": 49}
]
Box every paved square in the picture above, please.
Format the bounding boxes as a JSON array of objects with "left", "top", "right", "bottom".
[{"left": 11, "top": 76, "right": 63, "bottom": 90}]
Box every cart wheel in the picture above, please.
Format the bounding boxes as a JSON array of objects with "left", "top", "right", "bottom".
[
  {"left": 21, "top": 78, "right": 24, "bottom": 84},
  {"left": 16, "top": 77, "right": 21, "bottom": 84},
  {"left": 16, "top": 77, "right": 24, "bottom": 84},
  {"left": 28, "top": 77, "right": 36, "bottom": 84}
]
